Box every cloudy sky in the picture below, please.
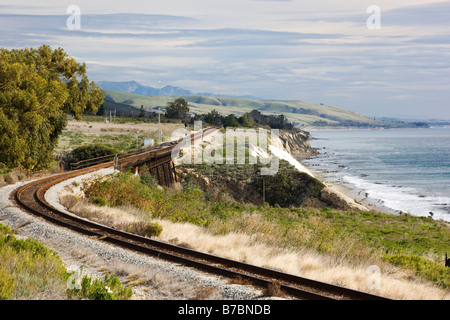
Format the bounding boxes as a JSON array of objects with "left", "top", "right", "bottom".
[{"left": 1, "top": 0, "right": 449, "bottom": 119}]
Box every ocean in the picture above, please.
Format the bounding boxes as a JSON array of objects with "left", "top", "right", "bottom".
[{"left": 302, "top": 127, "right": 450, "bottom": 222}]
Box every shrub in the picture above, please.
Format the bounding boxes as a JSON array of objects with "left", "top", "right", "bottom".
[
  {"left": 0, "top": 225, "right": 67, "bottom": 299},
  {"left": 140, "top": 166, "right": 158, "bottom": 187},
  {"left": 3, "top": 173, "right": 13, "bottom": 185},
  {"left": 92, "top": 196, "right": 108, "bottom": 207},
  {"left": 82, "top": 171, "right": 211, "bottom": 226},
  {"left": 0, "top": 266, "right": 15, "bottom": 300},
  {"left": 67, "top": 272, "right": 132, "bottom": 300},
  {"left": 66, "top": 144, "right": 120, "bottom": 168},
  {"left": 0, "top": 162, "right": 10, "bottom": 175},
  {"left": 118, "top": 221, "right": 163, "bottom": 238},
  {"left": 384, "top": 254, "right": 450, "bottom": 289},
  {"left": 0, "top": 224, "right": 11, "bottom": 236}
]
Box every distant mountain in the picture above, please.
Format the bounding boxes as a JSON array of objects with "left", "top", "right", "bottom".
[
  {"left": 96, "top": 81, "right": 192, "bottom": 97},
  {"left": 96, "top": 81, "right": 262, "bottom": 100}
]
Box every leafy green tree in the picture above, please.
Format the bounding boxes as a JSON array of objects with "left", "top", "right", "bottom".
[
  {"left": 0, "top": 45, "right": 104, "bottom": 170},
  {"left": 224, "top": 114, "right": 240, "bottom": 128},
  {"left": 165, "top": 98, "right": 189, "bottom": 120},
  {"left": 205, "top": 109, "right": 222, "bottom": 125},
  {"left": 96, "top": 103, "right": 106, "bottom": 116},
  {"left": 238, "top": 112, "right": 255, "bottom": 127}
]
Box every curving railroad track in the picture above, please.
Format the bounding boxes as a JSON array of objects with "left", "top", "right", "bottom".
[{"left": 11, "top": 128, "right": 392, "bottom": 301}]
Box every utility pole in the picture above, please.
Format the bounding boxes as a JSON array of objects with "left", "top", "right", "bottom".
[
  {"left": 262, "top": 179, "right": 266, "bottom": 207},
  {"left": 158, "top": 106, "right": 161, "bottom": 144},
  {"left": 136, "top": 131, "right": 139, "bottom": 150},
  {"left": 158, "top": 80, "right": 162, "bottom": 145}
]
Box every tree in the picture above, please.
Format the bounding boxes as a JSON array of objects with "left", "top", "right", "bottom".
[
  {"left": 0, "top": 45, "right": 104, "bottom": 170},
  {"left": 97, "top": 104, "right": 106, "bottom": 116},
  {"left": 224, "top": 114, "right": 240, "bottom": 128},
  {"left": 238, "top": 112, "right": 255, "bottom": 127},
  {"left": 205, "top": 109, "right": 222, "bottom": 125},
  {"left": 165, "top": 98, "right": 189, "bottom": 120},
  {"left": 139, "top": 105, "right": 145, "bottom": 118}
]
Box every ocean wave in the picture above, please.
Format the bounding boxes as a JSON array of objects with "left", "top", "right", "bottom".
[{"left": 343, "top": 175, "right": 450, "bottom": 222}]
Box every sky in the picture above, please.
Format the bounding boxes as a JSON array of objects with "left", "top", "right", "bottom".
[{"left": 1, "top": 0, "right": 449, "bottom": 119}]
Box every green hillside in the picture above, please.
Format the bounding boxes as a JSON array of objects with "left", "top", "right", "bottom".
[{"left": 103, "top": 90, "right": 392, "bottom": 128}]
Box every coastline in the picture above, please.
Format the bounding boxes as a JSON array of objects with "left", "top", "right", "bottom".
[
  {"left": 314, "top": 168, "right": 389, "bottom": 214},
  {"left": 302, "top": 125, "right": 450, "bottom": 132},
  {"left": 301, "top": 127, "right": 450, "bottom": 222},
  {"left": 305, "top": 165, "right": 386, "bottom": 213}
]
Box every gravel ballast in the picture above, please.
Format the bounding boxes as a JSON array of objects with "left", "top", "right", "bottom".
[{"left": 0, "top": 170, "right": 265, "bottom": 300}]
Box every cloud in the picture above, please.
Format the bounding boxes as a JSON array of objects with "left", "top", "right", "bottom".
[
  {"left": 381, "top": 1, "right": 450, "bottom": 26},
  {"left": 0, "top": 1, "right": 449, "bottom": 119}
]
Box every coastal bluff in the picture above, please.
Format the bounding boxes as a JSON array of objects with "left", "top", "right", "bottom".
[{"left": 176, "top": 128, "right": 368, "bottom": 212}]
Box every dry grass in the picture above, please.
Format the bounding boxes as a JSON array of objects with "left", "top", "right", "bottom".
[
  {"left": 189, "top": 287, "right": 218, "bottom": 300},
  {"left": 159, "top": 219, "right": 450, "bottom": 300},
  {"left": 59, "top": 189, "right": 449, "bottom": 300},
  {"left": 263, "top": 281, "right": 286, "bottom": 298},
  {"left": 0, "top": 168, "right": 32, "bottom": 187},
  {"left": 65, "top": 120, "right": 183, "bottom": 138},
  {"left": 60, "top": 188, "right": 162, "bottom": 238}
]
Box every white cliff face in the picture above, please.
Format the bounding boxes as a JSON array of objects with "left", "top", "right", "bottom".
[
  {"left": 249, "top": 143, "right": 315, "bottom": 178},
  {"left": 268, "top": 144, "right": 315, "bottom": 178},
  {"left": 251, "top": 130, "right": 368, "bottom": 211}
]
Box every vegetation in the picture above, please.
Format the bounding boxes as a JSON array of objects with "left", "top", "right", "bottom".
[
  {"left": 103, "top": 90, "right": 429, "bottom": 129},
  {"left": 57, "top": 127, "right": 157, "bottom": 154},
  {"left": 165, "top": 98, "right": 190, "bottom": 121},
  {"left": 82, "top": 170, "right": 212, "bottom": 227},
  {"left": 78, "top": 166, "right": 450, "bottom": 291},
  {"left": 67, "top": 270, "right": 132, "bottom": 300},
  {"left": 196, "top": 109, "right": 294, "bottom": 130},
  {"left": 64, "top": 144, "right": 120, "bottom": 169},
  {"left": 79, "top": 168, "right": 450, "bottom": 289},
  {"left": 0, "top": 223, "right": 132, "bottom": 300},
  {"left": 0, "top": 224, "right": 63, "bottom": 299},
  {"left": 384, "top": 254, "right": 450, "bottom": 289},
  {"left": 0, "top": 224, "right": 66, "bottom": 299},
  {"left": 0, "top": 45, "right": 104, "bottom": 171},
  {"left": 181, "top": 161, "right": 325, "bottom": 208}
]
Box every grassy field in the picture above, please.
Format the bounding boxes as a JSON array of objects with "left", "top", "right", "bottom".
[{"left": 57, "top": 118, "right": 185, "bottom": 154}]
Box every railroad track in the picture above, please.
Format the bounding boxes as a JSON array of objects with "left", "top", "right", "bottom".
[{"left": 11, "top": 128, "right": 392, "bottom": 301}]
